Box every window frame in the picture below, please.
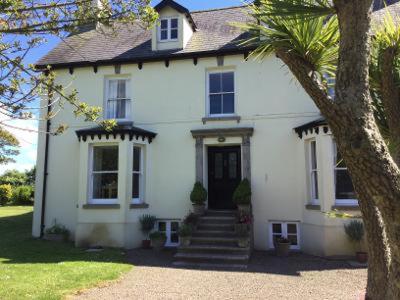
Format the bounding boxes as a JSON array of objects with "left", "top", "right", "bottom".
[
  {"left": 156, "top": 220, "right": 180, "bottom": 247},
  {"left": 268, "top": 222, "right": 300, "bottom": 250},
  {"left": 308, "top": 139, "right": 319, "bottom": 205},
  {"left": 132, "top": 144, "right": 145, "bottom": 204},
  {"left": 88, "top": 144, "right": 119, "bottom": 205},
  {"left": 206, "top": 69, "right": 236, "bottom": 117},
  {"left": 333, "top": 142, "right": 358, "bottom": 206},
  {"left": 104, "top": 77, "right": 131, "bottom": 121},
  {"left": 158, "top": 17, "right": 179, "bottom": 42}
]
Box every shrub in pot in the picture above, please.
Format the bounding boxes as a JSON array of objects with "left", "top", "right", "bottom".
[
  {"left": 149, "top": 231, "right": 167, "bottom": 251},
  {"left": 190, "top": 182, "right": 207, "bottom": 215},
  {"left": 232, "top": 179, "right": 251, "bottom": 213},
  {"left": 344, "top": 220, "right": 367, "bottom": 263},
  {"left": 178, "top": 224, "right": 193, "bottom": 247},
  {"left": 139, "top": 214, "right": 157, "bottom": 249},
  {"left": 44, "top": 220, "right": 70, "bottom": 242},
  {"left": 235, "top": 221, "right": 250, "bottom": 248},
  {"left": 183, "top": 212, "right": 198, "bottom": 230},
  {"left": 275, "top": 236, "right": 291, "bottom": 257}
]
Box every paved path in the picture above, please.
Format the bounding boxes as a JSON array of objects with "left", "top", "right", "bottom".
[{"left": 72, "top": 250, "right": 367, "bottom": 300}]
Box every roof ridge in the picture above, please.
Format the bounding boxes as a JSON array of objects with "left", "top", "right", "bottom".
[{"left": 190, "top": 5, "right": 248, "bottom": 14}]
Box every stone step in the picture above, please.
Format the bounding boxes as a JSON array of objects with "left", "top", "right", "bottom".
[
  {"left": 190, "top": 236, "right": 239, "bottom": 247},
  {"left": 192, "top": 230, "right": 236, "bottom": 238},
  {"left": 197, "top": 223, "right": 235, "bottom": 231},
  {"left": 174, "top": 252, "right": 250, "bottom": 263},
  {"left": 179, "top": 244, "right": 250, "bottom": 254},
  {"left": 172, "top": 261, "right": 248, "bottom": 270},
  {"left": 199, "top": 216, "right": 236, "bottom": 225},
  {"left": 205, "top": 210, "right": 237, "bottom": 217}
]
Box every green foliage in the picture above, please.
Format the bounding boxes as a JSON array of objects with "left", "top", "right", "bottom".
[
  {"left": 45, "top": 219, "right": 70, "bottom": 240},
  {"left": 0, "top": 184, "right": 12, "bottom": 205},
  {"left": 232, "top": 179, "right": 252, "bottom": 205},
  {"left": 149, "top": 231, "right": 166, "bottom": 240},
  {"left": 190, "top": 182, "right": 207, "bottom": 205},
  {"left": 178, "top": 224, "right": 193, "bottom": 237},
  {"left": 139, "top": 214, "right": 157, "bottom": 237},
  {"left": 344, "top": 220, "right": 365, "bottom": 243},
  {"left": 0, "top": 169, "right": 28, "bottom": 186},
  {"left": 25, "top": 166, "right": 36, "bottom": 186},
  {"left": 11, "top": 185, "right": 34, "bottom": 205},
  {"left": 0, "top": 127, "right": 19, "bottom": 164},
  {"left": 183, "top": 212, "right": 198, "bottom": 227}
]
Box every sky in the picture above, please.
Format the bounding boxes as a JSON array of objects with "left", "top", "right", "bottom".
[{"left": 3, "top": 0, "right": 244, "bottom": 175}]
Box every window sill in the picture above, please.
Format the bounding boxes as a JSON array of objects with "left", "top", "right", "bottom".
[
  {"left": 202, "top": 115, "right": 241, "bottom": 124},
  {"left": 130, "top": 203, "right": 149, "bottom": 209},
  {"left": 83, "top": 204, "right": 120, "bottom": 209},
  {"left": 305, "top": 204, "right": 321, "bottom": 211},
  {"left": 331, "top": 205, "right": 360, "bottom": 211}
]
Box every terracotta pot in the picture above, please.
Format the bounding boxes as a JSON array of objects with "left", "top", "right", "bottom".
[
  {"left": 142, "top": 239, "right": 151, "bottom": 249},
  {"left": 237, "top": 237, "right": 250, "bottom": 248},
  {"left": 151, "top": 237, "right": 166, "bottom": 251},
  {"left": 180, "top": 236, "right": 191, "bottom": 247},
  {"left": 192, "top": 204, "right": 205, "bottom": 215},
  {"left": 356, "top": 251, "right": 368, "bottom": 264},
  {"left": 276, "top": 242, "right": 291, "bottom": 257}
]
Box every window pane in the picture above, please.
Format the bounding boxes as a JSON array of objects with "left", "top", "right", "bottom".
[
  {"left": 117, "top": 80, "right": 126, "bottom": 98},
  {"left": 311, "top": 141, "right": 317, "bottom": 169},
  {"left": 171, "top": 233, "right": 179, "bottom": 243},
  {"left": 229, "top": 152, "right": 237, "bottom": 179},
  {"left": 222, "top": 93, "right": 234, "bottom": 114},
  {"left": 210, "top": 94, "right": 222, "bottom": 114},
  {"left": 287, "top": 224, "right": 297, "bottom": 234},
  {"left": 158, "top": 222, "right": 166, "bottom": 232},
  {"left": 132, "top": 174, "right": 140, "bottom": 199},
  {"left": 288, "top": 234, "right": 298, "bottom": 246},
  {"left": 171, "top": 222, "right": 179, "bottom": 232},
  {"left": 133, "top": 147, "right": 141, "bottom": 172},
  {"left": 160, "top": 19, "right": 168, "bottom": 29},
  {"left": 115, "top": 99, "right": 126, "bottom": 119},
  {"left": 209, "top": 73, "right": 221, "bottom": 93},
  {"left": 214, "top": 153, "right": 223, "bottom": 179},
  {"left": 312, "top": 171, "right": 319, "bottom": 199},
  {"left": 108, "top": 80, "right": 118, "bottom": 99},
  {"left": 92, "top": 173, "right": 118, "bottom": 199},
  {"left": 170, "top": 29, "right": 178, "bottom": 39},
  {"left": 335, "top": 170, "right": 356, "bottom": 199},
  {"left": 272, "top": 223, "right": 282, "bottom": 234},
  {"left": 222, "top": 72, "right": 234, "bottom": 92},
  {"left": 160, "top": 30, "right": 168, "bottom": 40},
  {"left": 93, "top": 146, "right": 118, "bottom": 171},
  {"left": 170, "top": 18, "right": 178, "bottom": 28}
]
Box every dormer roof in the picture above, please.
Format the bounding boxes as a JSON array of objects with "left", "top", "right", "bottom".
[{"left": 154, "top": 0, "right": 197, "bottom": 31}]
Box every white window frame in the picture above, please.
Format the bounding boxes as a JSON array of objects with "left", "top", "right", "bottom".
[
  {"left": 268, "top": 222, "right": 300, "bottom": 250},
  {"left": 88, "top": 144, "right": 119, "bottom": 205},
  {"left": 309, "top": 139, "right": 319, "bottom": 205},
  {"left": 132, "top": 145, "right": 144, "bottom": 204},
  {"left": 206, "top": 70, "right": 236, "bottom": 117},
  {"left": 104, "top": 77, "right": 131, "bottom": 121},
  {"left": 333, "top": 142, "right": 358, "bottom": 206},
  {"left": 158, "top": 17, "right": 179, "bottom": 42},
  {"left": 156, "top": 220, "right": 180, "bottom": 247}
]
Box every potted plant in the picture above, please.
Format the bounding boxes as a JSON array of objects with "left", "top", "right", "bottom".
[
  {"left": 44, "top": 220, "right": 70, "bottom": 242},
  {"left": 183, "top": 212, "right": 199, "bottom": 230},
  {"left": 235, "top": 221, "right": 250, "bottom": 248},
  {"left": 190, "top": 182, "right": 207, "bottom": 215},
  {"left": 149, "top": 231, "right": 167, "bottom": 251},
  {"left": 344, "top": 220, "right": 367, "bottom": 263},
  {"left": 232, "top": 179, "right": 251, "bottom": 213},
  {"left": 275, "top": 236, "right": 291, "bottom": 257},
  {"left": 139, "top": 214, "right": 157, "bottom": 249},
  {"left": 178, "top": 224, "right": 193, "bottom": 247}
]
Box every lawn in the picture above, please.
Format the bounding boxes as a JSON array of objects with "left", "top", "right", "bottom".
[{"left": 0, "top": 206, "right": 132, "bottom": 300}]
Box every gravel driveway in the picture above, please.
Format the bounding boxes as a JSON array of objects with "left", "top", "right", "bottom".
[{"left": 72, "top": 250, "right": 367, "bottom": 300}]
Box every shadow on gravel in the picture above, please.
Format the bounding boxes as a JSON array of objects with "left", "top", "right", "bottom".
[{"left": 127, "top": 249, "right": 364, "bottom": 276}]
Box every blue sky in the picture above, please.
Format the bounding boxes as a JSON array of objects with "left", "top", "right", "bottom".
[{"left": 3, "top": 0, "right": 244, "bottom": 174}]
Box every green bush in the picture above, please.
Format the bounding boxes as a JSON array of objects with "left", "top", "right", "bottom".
[
  {"left": 11, "top": 185, "right": 34, "bottom": 205},
  {"left": 149, "top": 231, "right": 166, "bottom": 240},
  {"left": 0, "top": 184, "right": 12, "bottom": 205},
  {"left": 344, "top": 220, "right": 364, "bottom": 243},
  {"left": 139, "top": 214, "right": 157, "bottom": 238},
  {"left": 45, "top": 220, "right": 70, "bottom": 240},
  {"left": 178, "top": 224, "right": 193, "bottom": 237},
  {"left": 232, "top": 179, "right": 251, "bottom": 205},
  {"left": 190, "top": 182, "right": 207, "bottom": 205}
]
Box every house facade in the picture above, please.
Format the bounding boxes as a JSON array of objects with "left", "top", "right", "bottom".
[{"left": 32, "top": 0, "right": 372, "bottom": 257}]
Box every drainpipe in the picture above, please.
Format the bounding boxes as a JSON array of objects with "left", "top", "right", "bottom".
[{"left": 39, "top": 99, "right": 52, "bottom": 237}]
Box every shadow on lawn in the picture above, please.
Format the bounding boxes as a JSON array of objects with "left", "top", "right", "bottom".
[{"left": 0, "top": 211, "right": 127, "bottom": 265}]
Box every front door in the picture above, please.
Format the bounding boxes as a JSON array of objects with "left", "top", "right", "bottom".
[{"left": 208, "top": 146, "right": 241, "bottom": 209}]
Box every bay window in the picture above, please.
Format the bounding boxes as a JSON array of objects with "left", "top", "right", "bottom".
[
  {"left": 105, "top": 78, "right": 131, "bottom": 120},
  {"left": 334, "top": 142, "right": 357, "bottom": 205},
  {"left": 208, "top": 71, "right": 235, "bottom": 116}
]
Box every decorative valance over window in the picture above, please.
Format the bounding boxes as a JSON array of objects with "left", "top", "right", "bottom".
[
  {"left": 294, "top": 118, "right": 329, "bottom": 139},
  {"left": 76, "top": 123, "right": 157, "bottom": 143}
]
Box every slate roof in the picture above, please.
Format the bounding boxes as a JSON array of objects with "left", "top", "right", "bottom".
[{"left": 36, "top": 5, "right": 253, "bottom": 68}]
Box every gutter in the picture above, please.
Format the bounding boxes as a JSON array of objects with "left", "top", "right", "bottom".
[{"left": 39, "top": 100, "right": 51, "bottom": 237}]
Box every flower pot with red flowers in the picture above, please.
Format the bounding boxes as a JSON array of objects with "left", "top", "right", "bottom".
[
  {"left": 344, "top": 220, "right": 368, "bottom": 264},
  {"left": 275, "top": 236, "right": 291, "bottom": 257},
  {"left": 235, "top": 212, "right": 251, "bottom": 248},
  {"left": 232, "top": 179, "right": 251, "bottom": 213},
  {"left": 139, "top": 214, "right": 157, "bottom": 249}
]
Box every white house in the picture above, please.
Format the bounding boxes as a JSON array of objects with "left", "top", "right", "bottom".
[{"left": 33, "top": 0, "right": 391, "bottom": 262}]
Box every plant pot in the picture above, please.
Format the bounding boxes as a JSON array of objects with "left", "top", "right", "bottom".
[
  {"left": 142, "top": 239, "right": 151, "bottom": 249},
  {"left": 151, "top": 237, "right": 166, "bottom": 251},
  {"left": 192, "top": 204, "right": 205, "bottom": 215},
  {"left": 237, "top": 204, "right": 251, "bottom": 213},
  {"left": 356, "top": 251, "right": 368, "bottom": 263},
  {"left": 276, "top": 242, "right": 291, "bottom": 257},
  {"left": 180, "top": 236, "right": 191, "bottom": 247},
  {"left": 235, "top": 223, "right": 249, "bottom": 233},
  {"left": 237, "top": 237, "right": 249, "bottom": 248},
  {"left": 43, "top": 233, "right": 68, "bottom": 242}
]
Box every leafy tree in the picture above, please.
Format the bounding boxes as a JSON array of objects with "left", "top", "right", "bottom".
[
  {"left": 25, "top": 166, "right": 35, "bottom": 186},
  {"left": 0, "top": 169, "right": 28, "bottom": 186},
  {"left": 0, "top": 184, "right": 12, "bottom": 205},
  {"left": 0, "top": 0, "right": 158, "bottom": 163},
  {"left": 11, "top": 185, "right": 33, "bottom": 205},
  {"left": 241, "top": 0, "right": 400, "bottom": 298}
]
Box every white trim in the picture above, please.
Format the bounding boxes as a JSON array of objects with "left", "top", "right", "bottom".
[
  {"left": 158, "top": 17, "right": 179, "bottom": 42},
  {"left": 206, "top": 69, "right": 237, "bottom": 117},
  {"left": 156, "top": 220, "right": 180, "bottom": 247},
  {"left": 104, "top": 77, "right": 132, "bottom": 121},
  {"left": 268, "top": 221, "right": 300, "bottom": 250}
]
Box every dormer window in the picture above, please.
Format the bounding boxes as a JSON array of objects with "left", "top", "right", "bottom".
[
  {"left": 159, "top": 17, "right": 178, "bottom": 41},
  {"left": 105, "top": 78, "right": 131, "bottom": 120}
]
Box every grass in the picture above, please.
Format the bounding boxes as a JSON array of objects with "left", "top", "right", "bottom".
[{"left": 0, "top": 206, "right": 132, "bottom": 300}]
